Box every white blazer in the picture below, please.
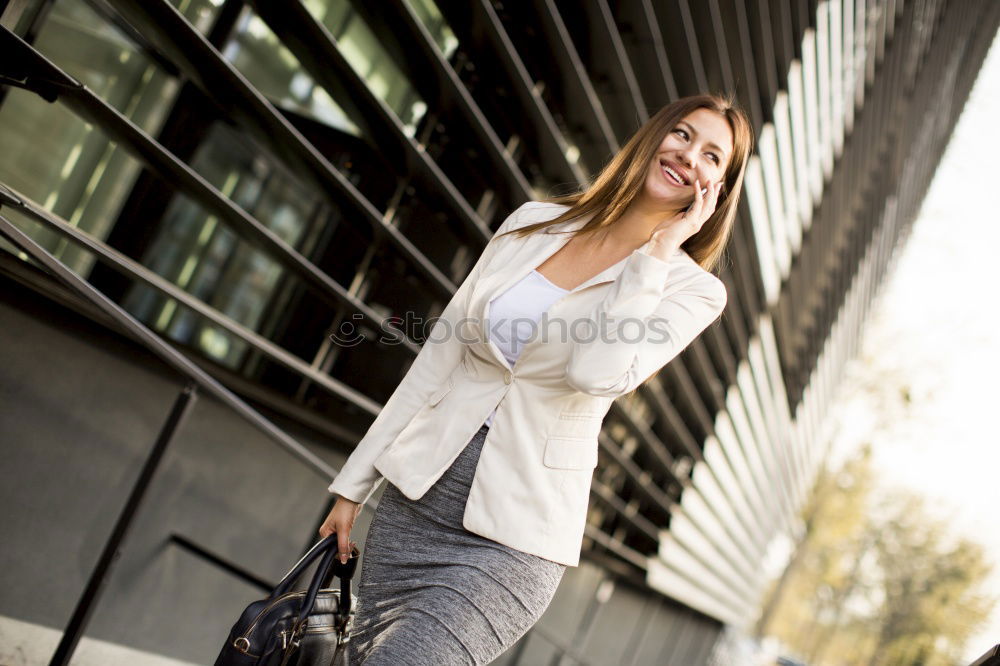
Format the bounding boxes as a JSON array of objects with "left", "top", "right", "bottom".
[{"left": 328, "top": 201, "right": 728, "bottom": 566}]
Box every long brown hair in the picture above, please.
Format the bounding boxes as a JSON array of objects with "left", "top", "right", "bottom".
[{"left": 498, "top": 93, "right": 753, "bottom": 274}]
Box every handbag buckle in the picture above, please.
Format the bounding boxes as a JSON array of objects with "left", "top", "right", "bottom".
[
  {"left": 281, "top": 625, "right": 305, "bottom": 651},
  {"left": 233, "top": 637, "right": 251, "bottom": 654}
]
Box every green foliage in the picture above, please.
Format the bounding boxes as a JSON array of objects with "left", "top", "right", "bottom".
[{"left": 756, "top": 446, "right": 996, "bottom": 666}]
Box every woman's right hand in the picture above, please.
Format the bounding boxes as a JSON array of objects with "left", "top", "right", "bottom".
[
  {"left": 319, "top": 497, "right": 361, "bottom": 563},
  {"left": 649, "top": 178, "right": 724, "bottom": 251}
]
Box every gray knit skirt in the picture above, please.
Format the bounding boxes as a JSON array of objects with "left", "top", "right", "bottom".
[{"left": 347, "top": 424, "right": 567, "bottom": 665}]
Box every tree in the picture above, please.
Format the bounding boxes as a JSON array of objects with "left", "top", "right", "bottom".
[
  {"left": 756, "top": 449, "right": 996, "bottom": 666},
  {"left": 867, "top": 493, "right": 996, "bottom": 666}
]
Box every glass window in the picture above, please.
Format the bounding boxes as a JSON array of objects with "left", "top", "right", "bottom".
[
  {"left": 222, "top": 9, "right": 360, "bottom": 136},
  {"left": 122, "top": 123, "right": 323, "bottom": 369},
  {"left": 0, "top": 206, "right": 49, "bottom": 269},
  {"left": 34, "top": 0, "right": 180, "bottom": 134},
  {"left": 0, "top": 88, "right": 145, "bottom": 276},
  {"left": 0, "top": 0, "right": 181, "bottom": 275},
  {"left": 300, "top": 1, "right": 428, "bottom": 137},
  {"left": 169, "top": 0, "right": 226, "bottom": 36},
  {"left": 6, "top": 0, "right": 47, "bottom": 38},
  {"left": 402, "top": 0, "right": 459, "bottom": 59}
]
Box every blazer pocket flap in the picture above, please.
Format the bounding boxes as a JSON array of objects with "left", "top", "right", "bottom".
[
  {"left": 428, "top": 377, "right": 454, "bottom": 407},
  {"left": 554, "top": 411, "right": 604, "bottom": 439},
  {"left": 543, "top": 436, "right": 598, "bottom": 470}
]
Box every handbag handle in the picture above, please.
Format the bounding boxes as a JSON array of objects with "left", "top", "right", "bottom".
[
  {"left": 271, "top": 535, "right": 359, "bottom": 628},
  {"left": 272, "top": 535, "right": 355, "bottom": 596},
  {"left": 296, "top": 542, "right": 340, "bottom": 624}
]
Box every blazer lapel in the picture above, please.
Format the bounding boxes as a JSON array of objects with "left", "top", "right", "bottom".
[
  {"left": 470, "top": 213, "right": 660, "bottom": 370},
  {"left": 469, "top": 231, "right": 565, "bottom": 370}
]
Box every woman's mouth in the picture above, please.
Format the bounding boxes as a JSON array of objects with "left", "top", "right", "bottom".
[{"left": 660, "top": 161, "right": 689, "bottom": 186}]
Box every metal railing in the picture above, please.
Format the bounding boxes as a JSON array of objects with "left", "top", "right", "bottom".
[{"left": 0, "top": 204, "right": 361, "bottom": 665}]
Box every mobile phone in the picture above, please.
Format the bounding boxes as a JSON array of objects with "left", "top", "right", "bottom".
[{"left": 682, "top": 187, "right": 710, "bottom": 213}]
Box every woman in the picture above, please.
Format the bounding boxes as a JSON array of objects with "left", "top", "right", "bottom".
[{"left": 320, "top": 92, "right": 752, "bottom": 664}]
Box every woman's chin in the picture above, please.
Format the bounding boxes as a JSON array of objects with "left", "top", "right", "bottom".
[{"left": 643, "top": 190, "right": 691, "bottom": 211}]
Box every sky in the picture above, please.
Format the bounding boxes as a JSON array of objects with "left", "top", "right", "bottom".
[{"left": 825, "top": 28, "right": 1000, "bottom": 661}]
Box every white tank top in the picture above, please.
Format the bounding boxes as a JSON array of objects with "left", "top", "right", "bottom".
[{"left": 482, "top": 269, "right": 569, "bottom": 428}]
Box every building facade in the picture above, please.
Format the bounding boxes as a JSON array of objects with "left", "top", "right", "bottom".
[{"left": 1, "top": 0, "right": 996, "bottom": 663}]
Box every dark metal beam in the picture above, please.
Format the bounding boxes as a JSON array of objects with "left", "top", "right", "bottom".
[
  {"left": 102, "top": 0, "right": 460, "bottom": 299},
  {"left": 0, "top": 28, "right": 419, "bottom": 351},
  {"left": 246, "top": 0, "right": 495, "bottom": 245},
  {"left": 653, "top": 0, "right": 710, "bottom": 96},
  {"left": 567, "top": 0, "right": 649, "bottom": 139},
  {"left": 343, "top": 0, "right": 534, "bottom": 202},
  {"left": 611, "top": 0, "right": 681, "bottom": 108},
  {"left": 436, "top": 0, "right": 588, "bottom": 186},
  {"left": 0, "top": 183, "right": 383, "bottom": 416},
  {"left": 530, "top": 0, "right": 620, "bottom": 165}
]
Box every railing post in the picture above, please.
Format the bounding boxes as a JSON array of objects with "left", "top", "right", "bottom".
[{"left": 48, "top": 382, "right": 199, "bottom": 666}]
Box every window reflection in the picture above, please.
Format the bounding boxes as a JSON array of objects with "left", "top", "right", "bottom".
[
  {"left": 169, "top": 0, "right": 225, "bottom": 36},
  {"left": 6, "top": 0, "right": 46, "bottom": 38},
  {"left": 123, "top": 123, "right": 322, "bottom": 368},
  {"left": 220, "top": 1, "right": 447, "bottom": 210},
  {"left": 36, "top": 0, "right": 181, "bottom": 131},
  {"left": 300, "top": 0, "right": 428, "bottom": 137},
  {"left": 223, "top": 9, "right": 361, "bottom": 135},
  {"left": 403, "top": 0, "right": 459, "bottom": 59},
  {"left": 0, "top": 0, "right": 179, "bottom": 276}
]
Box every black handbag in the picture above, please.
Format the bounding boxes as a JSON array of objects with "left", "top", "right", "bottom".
[{"left": 214, "top": 535, "right": 360, "bottom": 666}]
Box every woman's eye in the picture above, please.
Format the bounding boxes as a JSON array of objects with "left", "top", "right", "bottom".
[
  {"left": 674, "top": 129, "right": 688, "bottom": 139},
  {"left": 708, "top": 154, "right": 720, "bottom": 164}
]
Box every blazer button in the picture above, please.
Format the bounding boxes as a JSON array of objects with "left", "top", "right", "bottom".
[{"left": 503, "top": 370, "right": 512, "bottom": 384}]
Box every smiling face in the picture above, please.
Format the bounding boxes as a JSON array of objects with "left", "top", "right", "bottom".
[{"left": 643, "top": 107, "right": 735, "bottom": 210}]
